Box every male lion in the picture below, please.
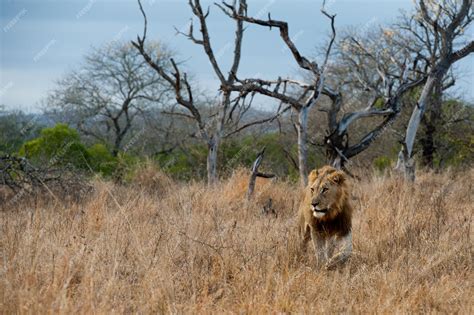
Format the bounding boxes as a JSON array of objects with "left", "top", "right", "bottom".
[{"left": 298, "top": 165, "right": 353, "bottom": 269}]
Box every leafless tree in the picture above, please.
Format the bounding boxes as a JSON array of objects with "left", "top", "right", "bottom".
[
  {"left": 387, "top": 4, "right": 460, "bottom": 168},
  {"left": 216, "top": 0, "right": 336, "bottom": 186},
  {"left": 132, "top": 0, "right": 287, "bottom": 184},
  {"left": 318, "top": 27, "right": 428, "bottom": 169},
  {"left": 47, "top": 41, "right": 173, "bottom": 156},
  {"left": 395, "top": 0, "right": 473, "bottom": 180},
  {"left": 219, "top": 0, "right": 425, "bottom": 179}
]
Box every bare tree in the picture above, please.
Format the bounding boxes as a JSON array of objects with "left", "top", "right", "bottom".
[
  {"left": 389, "top": 5, "right": 459, "bottom": 168},
  {"left": 219, "top": 1, "right": 425, "bottom": 178},
  {"left": 395, "top": 0, "right": 473, "bottom": 180},
  {"left": 47, "top": 41, "right": 173, "bottom": 156},
  {"left": 318, "top": 27, "right": 427, "bottom": 169},
  {"left": 132, "top": 0, "right": 287, "bottom": 184},
  {"left": 217, "top": 0, "right": 336, "bottom": 186}
]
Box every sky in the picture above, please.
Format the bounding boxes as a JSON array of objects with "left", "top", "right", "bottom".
[{"left": 0, "top": 0, "right": 473, "bottom": 112}]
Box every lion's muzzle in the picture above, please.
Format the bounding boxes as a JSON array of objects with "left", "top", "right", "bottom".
[{"left": 311, "top": 204, "right": 328, "bottom": 217}]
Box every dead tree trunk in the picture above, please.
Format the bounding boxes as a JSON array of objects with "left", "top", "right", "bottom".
[
  {"left": 207, "top": 137, "right": 219, "bottom": 185},
  {"left": 324, "top": 130, "right": 348, "bottom": 170},
  {"left": 296, "top": 107, "right": 309, "bottom": 186},
  {"left": 398, "top": 65, "right": 448, "bottom": 180},
  {"left": 247, "top": 147, "right": 275, "bottom": 200},
  {"left": 420, "top": 80, "right": 443, "bottom": 168}
]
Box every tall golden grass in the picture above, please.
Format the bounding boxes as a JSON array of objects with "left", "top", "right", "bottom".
[{"left": 1, "top": 166, "right": 472, "bottom": 313}]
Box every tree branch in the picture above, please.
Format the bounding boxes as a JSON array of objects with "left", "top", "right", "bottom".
[
  {"left": 223, "top": 105, "right": 290, "bottom": 138},
  {"left": 219, "top": 1, "right": 319, "bottom": 73}
]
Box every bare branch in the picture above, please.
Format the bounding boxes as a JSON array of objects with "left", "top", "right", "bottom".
[
  {"left": 188, "top": 0, "right": 226, "bottom": 84},
  {"left": 161, "top": 110, "right": 195, "bottom": 120},
  {"left": 450, "top": 40, "right": 474, "bottom": 63},
  {"left": 223, "top": 105, "right": 291, "bottom": 138},
  {"left": 174, "top": 19, "right": 204, "bottom": 45},
  {"left": 219, "top": 1, "right": 319, "bottom": 73}
]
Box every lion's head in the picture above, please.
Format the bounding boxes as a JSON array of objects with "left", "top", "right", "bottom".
[{"left": 307, "top": 166, "right": 349, "bottom": 220}]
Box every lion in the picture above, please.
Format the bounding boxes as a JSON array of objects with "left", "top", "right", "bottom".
[{"left": 298, "top": 165, "right": 353, "bottom": 269}]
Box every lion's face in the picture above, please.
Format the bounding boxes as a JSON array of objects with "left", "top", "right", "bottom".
[{"left": 308, "top": 166, "right": 347, "bottom": 219}]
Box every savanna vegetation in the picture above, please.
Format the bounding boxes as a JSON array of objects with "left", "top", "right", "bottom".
[
  {"left": 1, "top": 167, "right": 472, "bottom": 313},
  {"left": 0, "top": 0, "right": 473, "bottom": 313}
]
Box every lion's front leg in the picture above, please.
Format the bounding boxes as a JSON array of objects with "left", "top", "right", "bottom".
[
  {"left": 326, "top": 237, "right": 336, "bottom": 260},
  {"left": 325, "top": 232, "right": 352, "bottom": 270},
  {"left": 300, "top": 223, "right": 311, "bottom": 253},
  {"left": 311, "top": 229, "right": 327, "bottom": 266}
]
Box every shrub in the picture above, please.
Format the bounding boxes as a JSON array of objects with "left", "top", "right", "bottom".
[
  {"left": 155, "top": 145, "right": 207, "bottom": 180},
  {"left": 87, "top": 143, "right": 117, "bottom": 176},
  {"left": 19, "top": 123, "right": 90, "bottom": 170}
]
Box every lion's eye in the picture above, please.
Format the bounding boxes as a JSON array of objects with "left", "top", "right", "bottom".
[
  {"left": 321, "top": 187, "right": 328, "bottom": 194},
  {"left": 310, "top": 187, "right": 315, "bottom": 193}
]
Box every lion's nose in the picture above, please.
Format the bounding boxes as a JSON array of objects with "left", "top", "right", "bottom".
[{"left": 312, "top": 200, "right": 319, "bottom": 207}]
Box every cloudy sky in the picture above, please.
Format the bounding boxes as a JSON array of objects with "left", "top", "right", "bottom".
[{"left": 0, "top": 0, "right": 473, "bottom": 112}]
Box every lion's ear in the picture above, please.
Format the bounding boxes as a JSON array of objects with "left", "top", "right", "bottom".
[
  {"left": 331, "top": 170, "right": 346, "bottom": 185},
  {"left": 308, "top": 169, "right": 318, "bottom": 184}
]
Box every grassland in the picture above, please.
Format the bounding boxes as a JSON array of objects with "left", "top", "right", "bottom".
[{"left": 1, "top": 167, "right": 472, "bottom": 313}]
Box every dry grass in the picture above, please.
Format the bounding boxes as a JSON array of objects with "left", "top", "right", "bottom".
[{"left": 1, "top": 167, "right": 473, "bottom": 314}]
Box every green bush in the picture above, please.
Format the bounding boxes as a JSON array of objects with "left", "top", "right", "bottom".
[
  {"left": 87, "top": 143, "right": 117, "bottom": 176},
  {"left": 19, "top": 123, "right": 90, "bottom": 169},
  {"left": 155, "top": 145, "right": 207, "bottom": 180}
]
